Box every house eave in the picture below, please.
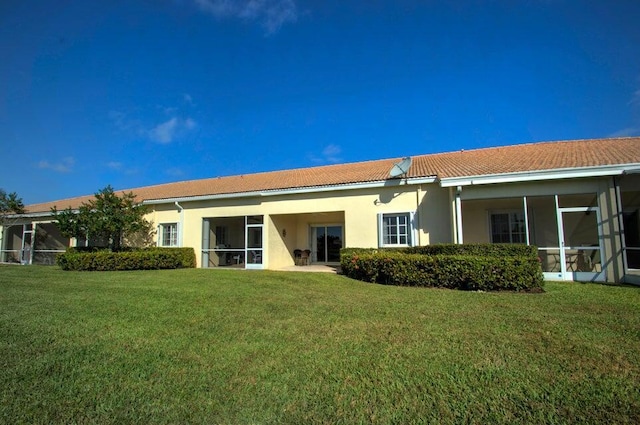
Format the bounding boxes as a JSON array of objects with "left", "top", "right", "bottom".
[
  {"left": 3, "top": 211, "right": 58, "bottom": 220},
  {"left": 439, "top": 164, "right": 640, "bottom": 187},
  {"left": 142, "top": 176, "right": 437, "bottom": 206}
]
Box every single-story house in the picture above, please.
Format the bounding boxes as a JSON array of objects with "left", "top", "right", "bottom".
[{"left": 3, "top": 137, "right": 640, "bottom": 283}]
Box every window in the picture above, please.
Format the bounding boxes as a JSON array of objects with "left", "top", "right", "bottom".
[
  {"left": 490, "top": 212, "right": 525, "bottom": 243},
  {"left": 160, "top": 223, "right": 178, "bottom": 247},
  {"left": 379, "top": 213, "right": 413, "bottom": 247}
]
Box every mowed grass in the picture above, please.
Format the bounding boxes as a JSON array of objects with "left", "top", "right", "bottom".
[{"left": 1, "top": 266, "right": 639, "bottom": 424}]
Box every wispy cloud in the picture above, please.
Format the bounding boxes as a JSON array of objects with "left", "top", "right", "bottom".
[
  {"left": 631, "top": 88, "right": 640, "bottom": 105},
  {"left": 322, "top": 144, "right": 342, "bottom": 163},
  {"left": 308, "top": 144, "right": 343, "bottom": 164},
  {"left": 607, "top": 127, "right": 640, "bottom": 138},
  {"left": 109, "top": 110, "right": 140, "bottom": 132},
  {"left": 37, "top": 157, "right": 74, "bottom": 173},
  {"left": 110, "top": 109, "right": 196, "bottom": 144},
  {"left": 193, "top": 0, "right": 298, "bottom": 34},
  {"left": 106, "top": 161, "right": 139, "bottom": 175},
  {"left": 165, "top": 167, "right": 185, "bottom": 177},
  {"left": 149, "top": 117, "right": 180, "bottom": 144},
  {"left": 149, "top": 117, "right": 197, "bottom": 144}
]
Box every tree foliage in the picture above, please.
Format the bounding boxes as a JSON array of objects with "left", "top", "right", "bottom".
[
  {"left": 0, "top": 189, "right": 25, "bottom": 226},
  {"left": 52, "top": 185, "right": 154, "bottom": 251}
]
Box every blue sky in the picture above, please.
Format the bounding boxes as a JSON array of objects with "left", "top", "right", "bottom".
[{"left": 2, "top": 0, "right": 640, "bottom": 205}]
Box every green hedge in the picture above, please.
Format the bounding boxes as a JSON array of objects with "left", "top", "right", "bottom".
[
  {"left": 341, "top": 244, "right": 537, "bottom": 257},
  {"left": 57, "top": 247, "right": 196, "bottom": 271},
  {"left": 340, "top": 245, "right": 544, "bottom": 292},
  {"left": 404, "top": 243, "right": 538, "bottom": 257}
]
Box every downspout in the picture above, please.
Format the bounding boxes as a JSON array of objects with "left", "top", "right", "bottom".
[
  {"left": 414, "top": 185, "right": 421, "bottom": 246},
  {"left": 455, "top": 186, "right": 464, "bottom": 244},
  {"left": 175, "top": 201, "right": 184, "bottom": 247}
]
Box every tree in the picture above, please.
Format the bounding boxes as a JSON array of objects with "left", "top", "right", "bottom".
[
  {"left": 52, "top": 185, "right": 154, "bottom": 251},
  {"left": 0, "top": 189, "right": 25, "bottom": 226}
]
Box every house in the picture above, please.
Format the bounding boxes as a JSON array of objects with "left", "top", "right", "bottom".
[{"left": 2, "top": 137, "right": 640, "bottom": 283}]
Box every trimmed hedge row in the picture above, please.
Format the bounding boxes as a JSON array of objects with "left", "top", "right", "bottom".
[
  {"left": 341, "top": 245, "right": 544, "bottom": 291},
  {"left": 57, "top": 247, "right": 196, "bottom": 271},
  {"left": 341, "top": 243, "right": 538, "bottom": 258}
]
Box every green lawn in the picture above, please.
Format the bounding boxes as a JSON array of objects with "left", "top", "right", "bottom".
[{"left": 1, "top": 266, "right": 639, "bottom": 424}]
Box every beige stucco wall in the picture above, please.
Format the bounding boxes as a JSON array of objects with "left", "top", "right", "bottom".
[
  {"left": 418, "top": 184, "right": 452, "bottom": 244},
  {"left": 143, "top": 182, "right": 454, "bottom": 268},
  {"left": 268, "top": 214, "right": 299, "bottom": 269}
]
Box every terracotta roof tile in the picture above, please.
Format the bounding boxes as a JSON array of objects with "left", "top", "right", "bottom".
[{"left": 24, "top": 137, "right": 640, "bottom": 213}]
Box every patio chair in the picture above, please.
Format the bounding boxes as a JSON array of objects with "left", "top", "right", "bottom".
[
  {"left": 293, "top": 249, "right": 302, "bottom": 265},
  {"left": 299, "top": 249, "right": 311, "bottom": 266}
]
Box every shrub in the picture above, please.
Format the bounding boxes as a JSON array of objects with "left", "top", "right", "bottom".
[
  {"left": 340, "top": 245, "right": 544, "bottom": 292},
  {"left": 404, "top": 243, "right": 538, "bottom": 257},
  {"left": 57, "top": 247, "right": 196, "bottom": 271}
]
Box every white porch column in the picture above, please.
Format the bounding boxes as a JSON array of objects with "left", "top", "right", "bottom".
[
  {"left": 202, "top": 219, "right": 210, "bottom": 268},
  {"left": 523, "top": 196, "right": 530, "bottom": 245}
]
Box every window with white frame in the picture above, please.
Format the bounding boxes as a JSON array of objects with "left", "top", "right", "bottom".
[
  {"left": 379, "top": 213, "right": 414, "bottom": 247},
  {"left": 159, "top": 223, "right": 178, "bottom": 247},
  {"left": 489, "top": 211, "right": 525, "bottom": 243}
]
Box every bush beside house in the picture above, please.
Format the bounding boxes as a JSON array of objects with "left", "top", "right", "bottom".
[
  {"left": 340, "top": 244, "right": 544, "bottom": 292},
  {"left": 57, "top": 247, "right": 196, "bottom": 271}
]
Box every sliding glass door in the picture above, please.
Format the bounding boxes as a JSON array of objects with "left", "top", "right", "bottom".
[{"left": 311, "top": 225, "right": 343, "bottom": 263}]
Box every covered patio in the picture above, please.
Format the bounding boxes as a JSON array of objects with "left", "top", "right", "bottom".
[
  {"left": 1, "top": 222, "right": 70, "bottom": 265},
  {"left": 269, "top": 211, "right": 345, "bottom": 269},
  {"left": 457, "top": 189, "right": 609, "bottom": 282}
]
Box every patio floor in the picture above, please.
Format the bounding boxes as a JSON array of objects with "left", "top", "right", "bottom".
[{"left": 277, "top": 264, "right": 341, "bottom": 273}]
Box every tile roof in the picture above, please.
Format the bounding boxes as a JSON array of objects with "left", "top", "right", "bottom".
[{"left": 24, "top": 137, "right": 640, "bottom": 213}]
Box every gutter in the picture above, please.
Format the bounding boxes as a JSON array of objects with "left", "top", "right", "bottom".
[
  {"left": 3, "top": 211, "right": 56, "bottom": 220},
  {"left": 142, "top": 176, "right": 437, "bottom": 206},
  {"left": 439, "top": 163, "right": 640, "bottom": 188}
]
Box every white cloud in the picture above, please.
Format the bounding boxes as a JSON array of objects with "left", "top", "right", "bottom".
[
  {"left": 183, "top": 93, "right": 194, "bottom": 105},
  {"left": 607, "top": 127, "right": 640, "bottom": 138},
  {"left": 110, "top": 107, "right": 196, "bottom": 144},
  {"left": 106, "top": 161, "right": 140, "bottom": 175},
  {"left": 631, "top": 89, "right": 640, "bottom": 105},
  {"left": 308, "top": 144, "right": 343, "bottom": 164},
  {"left": 150, "top": 117, "right": 180, "bottom": 144},
  {"left": 193, "top": 0, "right": 298, "bottom": 34},
  {"left": 322, "top": 144, "right": 342, "bottom": 163},
  {"left": 109, "top": 110, "right": 135, "bottom": 132},
  {"left": 166, "top": 167, "right": 184, "bottom": 177},
  {"left": 185, "top": 118, "right": 197, "bottom": 130},
  {"left": 148, "top": 117, "right": 197, "bottom": 144},
  {"left": 38, "top": 157, "right": 74, "bottom": 173}
]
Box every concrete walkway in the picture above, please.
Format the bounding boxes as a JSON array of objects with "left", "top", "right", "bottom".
[{"left": 276, "top": 264, "right": 341, "bottom": 273}]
